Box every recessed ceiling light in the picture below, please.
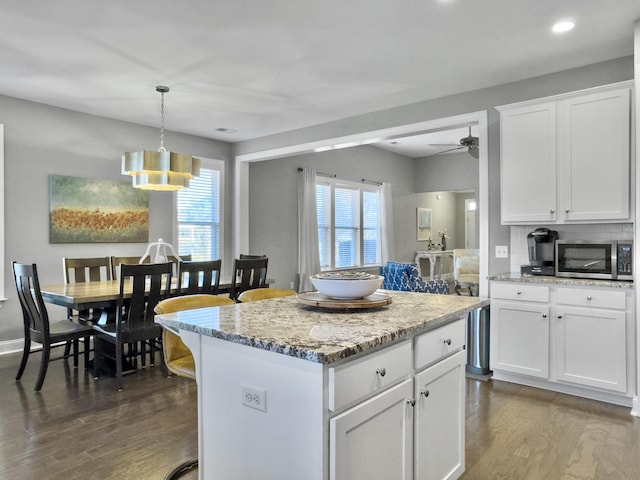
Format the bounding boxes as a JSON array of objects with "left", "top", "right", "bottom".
[{"left": 552, "top": 20, "right": 575, "bottom": 34}]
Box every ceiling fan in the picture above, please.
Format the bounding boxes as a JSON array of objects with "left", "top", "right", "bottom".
[{"left": 428, "top": 127, "right": 479, "bottom": 158}]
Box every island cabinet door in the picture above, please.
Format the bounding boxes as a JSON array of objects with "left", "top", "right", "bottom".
[
  {"left": 414, "top": 350, "right": 466, "bottom": 480},
  {"left": 329, "top": 379, "right": 413, "bottom": 480}
]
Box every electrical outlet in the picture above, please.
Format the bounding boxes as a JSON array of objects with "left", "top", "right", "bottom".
[
  {"left": 495, "top": 245, "right": 509, "bottom": 258},
  {"left": 241, "top": 384, "right": 267, "bottom": 412}
]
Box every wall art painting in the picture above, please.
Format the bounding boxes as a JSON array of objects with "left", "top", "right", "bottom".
[{"left": 49, "top": 175, "right": 149, "bottom": 243}]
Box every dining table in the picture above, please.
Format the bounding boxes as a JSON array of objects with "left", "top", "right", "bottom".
[{"left": 40, "top": 277, "right": 274, "bottom": 321}]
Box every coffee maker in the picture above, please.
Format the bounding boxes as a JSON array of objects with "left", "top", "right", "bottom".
[{"left": 520, "top": 227, "right": 559, "bottom": 276}]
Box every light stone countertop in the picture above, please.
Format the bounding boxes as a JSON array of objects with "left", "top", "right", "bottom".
[
  {"left": 155, "top": 290, "right": 489, "bottom": 365},
  {"left": 488, "top": 272, "right": 634, "bottom": 289}
]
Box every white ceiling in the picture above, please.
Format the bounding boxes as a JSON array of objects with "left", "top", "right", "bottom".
[{"left": 0, "top": 1, "right": 638, "bottom": 153}]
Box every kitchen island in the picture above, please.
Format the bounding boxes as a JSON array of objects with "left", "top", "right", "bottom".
[{"left": 155, "top": 290, "right": 489, "bottom": 480}]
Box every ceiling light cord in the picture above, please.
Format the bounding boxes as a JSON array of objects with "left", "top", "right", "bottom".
[{"left": 157, "top": 85, "right": 169, "bottom": 153}]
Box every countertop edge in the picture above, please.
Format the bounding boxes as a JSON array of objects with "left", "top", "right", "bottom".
[
  {"left": 488, "top": 273, "right": 634, "bottom": 289},
  {"left": 156, "top": 296, "right": 490, "bottom": 365}
]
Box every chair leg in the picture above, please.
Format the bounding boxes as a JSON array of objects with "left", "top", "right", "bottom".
[
  {"left": 83, "top": 337, "right": 91, "bottom": 369},
  {"left": 15, "top": 336, "right": 31, "bottom": 381},
  {"left": 35, "top": 344, "right": 51, "bottom": 391},
  {"left": 72, "top": 339, "right": 79, "bottom": 368},
  {"left": 116, "top": 344, "right": 123, "bottom": 391},
  {"left": 94, "top": 338, "right": 102, "bottom": 379}
]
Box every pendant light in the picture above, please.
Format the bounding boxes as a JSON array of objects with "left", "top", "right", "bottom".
[{"left": 122, "top": 86, "right": 201, "bottom": 191}]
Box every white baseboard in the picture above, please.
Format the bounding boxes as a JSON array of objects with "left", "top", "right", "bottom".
[
  {"left": 0, "top": 338, "right": 29, "bottom": 356},
  {"left": 632, "top": 397, "right": 640, "bottom": 417}
]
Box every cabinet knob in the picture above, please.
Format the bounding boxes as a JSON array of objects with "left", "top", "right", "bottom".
[
  {"left": 565, "top": 209, "right": 570, "bottom": 214},
  {"left": 557, "top": 315, "right": 563, "bottom": 319},
  {"left": 407, "top": 399, "right": 416, "bottom": 407},
  {"left": 516, "top": 290, "right": 522, "bottom": 295},
  {"left": 376, "top": 368, "right": 386, "bottom": 377},
  {"left": 542, "top": 314, "right": 547, "bottom": 318},
  {"left": 421, "top": 389, "right": 430, "bottom": 398},
  {"left": 550, "top": 209, "right": 555, "bottom": 214},
  {"left": 443, "top": 338, "right": 452, "bottom": 346},
  {"left": 586, "top": 296, "right": 592, "bottom": 301}
]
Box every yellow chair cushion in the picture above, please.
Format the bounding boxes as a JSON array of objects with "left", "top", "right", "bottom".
[
  {"left": 155, "top": 294, "right": 235, "bottom": 379},
  {"left": 237, "top": 288, "right": 296, "bottom": 302}
]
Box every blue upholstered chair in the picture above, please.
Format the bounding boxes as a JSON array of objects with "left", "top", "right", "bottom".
[{"left": 380, "top": 261, "right": 449, "bottom": 294}]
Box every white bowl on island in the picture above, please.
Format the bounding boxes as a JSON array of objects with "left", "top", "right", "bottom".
[{"left": 310, "top": 272, "right": 383, "bottom": 300}]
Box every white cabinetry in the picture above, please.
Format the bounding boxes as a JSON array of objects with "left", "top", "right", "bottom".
[
  {"left": 329, "top": 319, "right": 467, "bottom": 480},
  {"left": 490, "top": 280, "right": 635, "bottom": 406},
  {"left": 554, "top": 288, "right": 627, "bottom": 392},
  {"left": 498, "top": 82, "right": 632, "bottom": 225},
  {"left": 490, "top": 283, "right": 550, "bottom": 378}
]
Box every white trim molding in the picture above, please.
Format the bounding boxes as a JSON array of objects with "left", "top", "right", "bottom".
[{"left": 0, "top": 124, "right": 5, "bottom": 306}]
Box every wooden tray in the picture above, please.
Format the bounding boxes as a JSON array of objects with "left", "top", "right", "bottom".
[{"left": 297, "top": 292, "right": 392, "bottom": 309}]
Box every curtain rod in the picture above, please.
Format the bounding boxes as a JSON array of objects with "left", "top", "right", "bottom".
[
  {"left": 362, "top": 178, "right": 383, "bottom": 186},
  {"left": 297, "top": 167, "right": 336, "bottom": 178}
]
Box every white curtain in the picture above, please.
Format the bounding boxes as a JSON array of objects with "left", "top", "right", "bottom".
[
  {"left": 380, "top": 182, "right": 395, "bottom": 265},
  {"left": 297, "top": 167, "right": 321, "bottom": 292}
]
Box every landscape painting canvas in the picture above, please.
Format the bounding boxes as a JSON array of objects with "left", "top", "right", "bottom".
[{"left": 50, "top": 175, "right": 149, "bottom": 243}]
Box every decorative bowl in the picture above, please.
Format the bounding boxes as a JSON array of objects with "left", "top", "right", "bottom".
[{"left": 310, "top": 272, "right": 383, "bottom": 300}]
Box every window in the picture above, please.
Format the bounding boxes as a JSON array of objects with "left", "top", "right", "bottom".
[
  {"left": 316, "top": 177, "right": 381, "bottom": 270},
  {"left": 176, "top": 159, "right": 224, "bottom": 261}
]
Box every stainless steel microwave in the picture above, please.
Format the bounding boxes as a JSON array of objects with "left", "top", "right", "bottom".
[{"left": 555, "top": 240, "right": 633, "bottom": 280}]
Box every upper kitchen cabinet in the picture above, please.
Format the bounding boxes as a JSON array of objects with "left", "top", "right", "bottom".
[{"left": 497, "top": 81, "right": 633, "bottom": 225}]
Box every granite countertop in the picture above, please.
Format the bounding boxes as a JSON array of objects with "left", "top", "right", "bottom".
[
  {"left": 488, "top": 272, "right": 634, "bottom": 289},
  {"left": 155, "top": 290, "right": 489, "bottom": 365}
]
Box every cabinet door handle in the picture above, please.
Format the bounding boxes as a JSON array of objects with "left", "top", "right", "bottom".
[
  {"left": 443, "top": 338, "right": 452, "bottom": 346},
  {"left": 376, "top": 368, "right": 386, "bottom": 377},
  {"left": 421, "top": 389, "right": 430, "bottom": 398},
  {"left": 557, "top": 315, "right": 563, "bottom": 319},
  {"left": 550, "top": 209, "right": 555, "bottom": 214},
  {"left": 407, "top": 399, "right": 416, "bottom": 407},
  {"left": 565, "top": 209, "right": 570, "bottom": 214},
  {"left": 586, "top": 296, "right": 592, "bottom": 301}
]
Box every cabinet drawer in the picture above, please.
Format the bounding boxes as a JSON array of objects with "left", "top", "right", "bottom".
[
  {"left": 556, "top": 287, "right": 625, "bottom": 310},
  {"left": 328, "top": 341, "right": 411, "bottom": 412},
  {"left": 414, "top": 318, "right": 465, "bottom": 370},
  {"left": 491, "top": 282, "right": 549, "bottom": 302}
]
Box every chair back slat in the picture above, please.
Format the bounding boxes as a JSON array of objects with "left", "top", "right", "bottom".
[
  {"left": 229, "top": 257, "right": 268, "bottom": 301},
  {"left": 117, "top": 263, "right": 172, "bottom": 334},
  {"left": 177, "top": 260, "right": 222, "bottom": 295},
  {"left": 63, "top": 257, "right": 111, "bottom": 283},
  {"left": 13, "top": 262, "right": 50, "bottom": 342}
]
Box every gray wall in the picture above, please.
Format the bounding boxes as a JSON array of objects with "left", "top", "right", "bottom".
[
  {"left": 248, "top": 145, "right": 414, "bottom": 289},
  {"left": 237, "top": 56, "right": 634, "bottom": 282},
  {"left": 1, "top": 95, "right": 232, "bottom": 342}
]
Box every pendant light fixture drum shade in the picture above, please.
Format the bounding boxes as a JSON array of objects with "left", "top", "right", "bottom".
[{"left": 122, "top": 86, "right": 201, "bottom": 191}]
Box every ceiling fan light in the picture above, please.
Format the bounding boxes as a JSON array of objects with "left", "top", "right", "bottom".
[{"left": 552, "top": 20, "right": 574, "bottom": 34}]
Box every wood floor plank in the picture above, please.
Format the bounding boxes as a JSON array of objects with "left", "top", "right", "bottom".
[{"left": 2, "top": 350, "right": 639, "bottom": 479}]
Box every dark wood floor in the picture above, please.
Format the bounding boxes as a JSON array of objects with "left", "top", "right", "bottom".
[{"left": 2, "top": 351, "right": 639, "bottom": 479}]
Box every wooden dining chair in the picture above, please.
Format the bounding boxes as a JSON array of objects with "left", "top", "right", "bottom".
[
  {"left": 110, "top": 255, "right": 150, "bottom": 280},
  {"left": 228, "top": 257, "right": 268, "bottom": 302},
  {"left": 13, "top": 262, "right": 93, "bottom": 391},
  {"left": 154, "top": 293, "right": 235, "bottom": 479},
  {"left": 93, "top": 262, "right": 172, "bottom": 390},
  {"left": 237, "top": 287, "right": 295, "bottom": 302},
  {"left": 176, "top": 259, "right": 222, "bottom": 295},
  {"left": 62, "top": 257, "right": 112, "bottom": 323}
]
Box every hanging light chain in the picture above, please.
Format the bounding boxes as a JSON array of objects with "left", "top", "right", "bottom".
[{"left": 156, "top": 86, "right": 169, "bottom": 153}]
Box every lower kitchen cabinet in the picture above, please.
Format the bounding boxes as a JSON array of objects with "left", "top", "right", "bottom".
[
  {"left": 490, "top": 300, "right": 549, "bottom": 378},
  {"left": 330, "top": 379, "right": 414, "bottom": 480},
  {"left": 555, "top": 299, "right": 627, "bottom": 393},
  {"left": 490, "top": 280, "right": 635, "bottom": 406},
  {"left": 329, "top": 321, "right": 467, "bottom": 480},
  {"left": 414, "top": 350, "right": 466, "bottom": 480}
]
